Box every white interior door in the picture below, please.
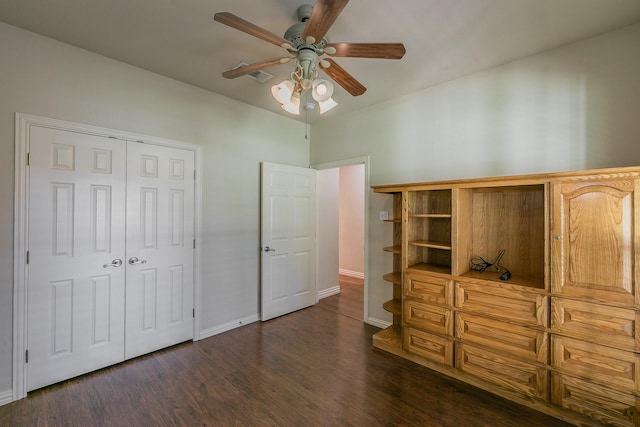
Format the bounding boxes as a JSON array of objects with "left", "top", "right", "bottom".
[
  {"left": 124, "top": 142, "right": 195, "bottom": 359},
  {"left": 261, "top": 162, "right": 316, "bottom": 321},
  {"left": 27, "top": 126, "right": 127, "bottom": 391}
]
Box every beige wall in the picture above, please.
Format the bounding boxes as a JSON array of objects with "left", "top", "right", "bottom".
[
  {"left": 311, "top": 24, "right": 640, "bottom": 324},
  {"left": 316, "top": 168, "right": 340, "bottom": 294},
  {"left": 339, "top": 164, "right": 365, "bottom": 277},
  {"left": 0, "top": 22, "right": 308, "bottom": 396}
]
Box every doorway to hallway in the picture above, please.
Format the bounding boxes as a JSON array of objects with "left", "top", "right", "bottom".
[{"left": 315, "top": 157, "right": 368, "bottom": 323}]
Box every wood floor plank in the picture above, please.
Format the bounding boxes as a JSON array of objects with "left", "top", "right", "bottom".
[{"left": 0, "top": 287, "right": 571, "bottom": 426}]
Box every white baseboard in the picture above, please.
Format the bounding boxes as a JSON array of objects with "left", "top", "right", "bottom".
[
  {"left": 0, "top": 389, "right": 13, "bottom": 406},
  {"left": 339, "top": 269, "right": 364, "bottom": 279},
  {"left": 318, "top": 285, "right": 341, "bottom": 300},
  {"left": 367, "top": 317, "right": 392, "bottom": 329},
  {"left": 199, "top": 314, "right": 260, "bottom": 340}
]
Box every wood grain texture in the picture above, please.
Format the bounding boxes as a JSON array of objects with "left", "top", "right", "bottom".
[
  {"left": 551, "top": 297, "right": 640, "bottom": 351},
  {"left": 0, "top": 285, "right": 571, "bottom": 427},
  {"left": 552, "top": 179, "right": 637, "bottom": 306},
  {"left": 326, "top": 43, "right": 406, "bottom": 59},
  {"left": 551, "top": 373, "right": 638, "bottom": 427},
  {"left": 403, "top": 300, "right": 453, "bottom": 336},
  {"left": 301, "top": 0, "right": 349, "bottom": 42},
  {"left": 214, "top": 12, "right": 290, "bottom": 48},
  {"left": 404, "top": 273, "right": 452, "bottom": 306},
  {"left": 455, "top": 280, "right": 548, "bottom": 328},
  {"left": 404, "top": 326, "right": 454, "bottom": 366},
  {"left": 456, "top": 343, "right": 549, "bottom": 401},
  {"left": 321, "top": 58, "right": 366, "bottom": 96},
  {"left": 455, "top": 312, "right": 548, "bottom": 364},
  {"left": 221, "top": 58, "right": 286, "bottom": 79},
  {"left": 551, "top": 335, "right": 640, "bottom": 392}
]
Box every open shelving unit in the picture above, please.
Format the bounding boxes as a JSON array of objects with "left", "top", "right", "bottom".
[
  {"left": 456, "top": 184, "right": 546, "bottom": 290},
  {"left": 407, "top": 189, "right": 452, "bottom": 274},
  {"left": 373, "top": 192, "right": 403, "bottom": 349}
]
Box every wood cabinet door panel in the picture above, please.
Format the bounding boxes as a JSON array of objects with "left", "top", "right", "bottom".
[
  {"left": 404, "top": 327, "right": 454, "bottom": 366},
  {"left": 403, "top": 300, "right": 452, "bottom": 336},
  {"left": 551, "top": 179, "right": 639, "bottom": 306},
  {"left": 404, "top": 273, "right": 452, "bottom": 306},
  {"left": 456, "top": 312, "right": 548, "bottom": 363},
  {"left": 551, "top": 335, "right": 640, "bottom": 392},
  {"left": 551, "top": 373, "right": 638, "bottom": 427},
  {"left": 455, "top": 281, "right": 548, "bottom": 328},
  {"left": 456, "top": 343, "right": 548, "bottom": 401},
  {"left": 552, "top": 298, "right": 640, "bottom": 351}
]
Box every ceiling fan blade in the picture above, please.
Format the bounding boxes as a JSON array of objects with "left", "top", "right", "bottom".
[
  {"left": 326, "top": 43, "right": 406, "bottom": 60},
  {"left": 321, "top": 58, "right": 366, "bottom": 96},
  {"left": 214, "top": 12, "right": 292, "bottom": 49},
  {"left": 222, "top": 57, "right": 289, "bottom": 79},
  {"left": 302, "top": 0, "right": 350, "bottom": 43}
]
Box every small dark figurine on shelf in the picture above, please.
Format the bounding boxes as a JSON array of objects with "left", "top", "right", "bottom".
[{"left": 470, "top": 249, "right": 511, "bottom": 281}]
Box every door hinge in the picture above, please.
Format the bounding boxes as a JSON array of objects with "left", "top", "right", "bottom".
[
  {"left": 26, "top": 251, "right": 29, "bottom": 265},
  {"left": 25, "top": 350, "right": 28, "bottom": 364},
  {"left": 27, "top": 152, "right": 31, "bottom": 166},
  {"left": 192, "top": 308, "right": 195, "bottom": 318},
  {"left": 193, "top": 239, "right": 196, "bottom": 249},
  {"left": 194, "top": 169, "right": 196, "bottom": 180}
]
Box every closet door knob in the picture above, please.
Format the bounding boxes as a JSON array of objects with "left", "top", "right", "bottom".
[
  {"left": 128, "top": 257, "right": 147, "bottom": 265},
  {"left": 103, "top": 259, "right": 123, "bottom": 268}
]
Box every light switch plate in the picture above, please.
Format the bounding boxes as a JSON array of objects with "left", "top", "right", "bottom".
[{"left": 379, "top": 211, "right": 389, "bottom": 221}]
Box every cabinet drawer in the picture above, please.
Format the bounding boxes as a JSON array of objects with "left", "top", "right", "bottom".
[
  {"left": 404, "top": 300, "right": 453, "bottom": 336},
  {"left": 552, "top": 336, "right": 640, "bottom": 392},
  {"left": 551, "top": 373, "right": 638, "bottom": 427},
  {"left": 404, "top": 327, "right": 454, "bottom": 366},
  {"left": 455, "top": 312, "right": 548, "bottom": 364},
  {"left": 405, "top": 273, "right": 452, "bottom": 306},
  {"left": 455, "top": 343, "right": 548, "bottom": 401},
  {"left": 552, "top": 298, "right": 640, "bottom": 352},
  {"left": 455, "top": 281, "right": 548, "bottom": 328}
]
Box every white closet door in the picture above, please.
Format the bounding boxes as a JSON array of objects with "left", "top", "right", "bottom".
[
  {"left": 27, "top": 126, "right": 127, "bottom": 391},
  {"left": 124, "top": 142, "right": 195, "bottom": 359}
]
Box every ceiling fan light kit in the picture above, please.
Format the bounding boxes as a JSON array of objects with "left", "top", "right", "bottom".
[{"left": 214, "top": 0, "right": 406, "bottom": 115}]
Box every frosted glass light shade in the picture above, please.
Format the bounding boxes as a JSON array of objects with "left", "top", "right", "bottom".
[
  {"left": 282, "top": 93, "right": 301, "bottom": 115},
  {"left": 271, "top": 80, "right": 294, "bottom": 104},
  {"left": 312, "top": 79, "right": 334, "bottom": 102},
  {"left": 318, "top": 97, "right": 338, "bottom": 114}
]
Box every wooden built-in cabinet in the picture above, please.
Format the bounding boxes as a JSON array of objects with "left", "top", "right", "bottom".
[{"left": 372, "top": 167, "right": 640, "bottom": 427}]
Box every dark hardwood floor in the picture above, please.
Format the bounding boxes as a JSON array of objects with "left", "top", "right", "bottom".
[{"left": 0, "top": 277, "right": 572, "bottom": 427}]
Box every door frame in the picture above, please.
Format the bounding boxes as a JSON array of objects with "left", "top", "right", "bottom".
[
  {"left": 12, "top": 113, "right": 203, "bottom": 401},
  {"left": 312, "top": 156, "right": 370, "bottom": 324}
]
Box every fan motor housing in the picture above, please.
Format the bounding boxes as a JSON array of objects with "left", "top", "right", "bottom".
[{"left": 284, "top": 22, "right": 329, "bottom": 50}]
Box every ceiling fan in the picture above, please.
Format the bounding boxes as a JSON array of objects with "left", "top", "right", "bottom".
[{"left": 214, "top": 0, "right": 406, "bottom": 114}]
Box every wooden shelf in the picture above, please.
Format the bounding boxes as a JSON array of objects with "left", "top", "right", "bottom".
[
  {"left": 409, "top": 240, "right": 452, "bottom": 251},
  {"left": 407, "top": 263, "right": 451, "bottom": 276},
  {"left": 383, "top": 245, "right": 401, "bottom": 254},
  {"left": 383, "top": 272, "right": 402, "bottom": 284},
  {"left": 384, "top": 219, "right": 402, "bottom": 223},
  {"left": 383, "top": 299, "right": 401, "bottom": 315},
  {"left": 409, "top": 213, "right": 451, "bottom": 218}
]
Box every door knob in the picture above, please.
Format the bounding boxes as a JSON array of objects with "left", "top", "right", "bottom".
[
  {"left": 128, "top": 257, "right": 147, "bottom": 265},
  {"left": 103, "top": 259, "right": 123, "bottom": 268},
  {"left": 263, "top": 246, "right": 276, "bottom": 252}
]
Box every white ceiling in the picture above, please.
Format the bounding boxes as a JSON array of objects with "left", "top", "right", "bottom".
[{"left": 1, "top": 0, "right": 640, "bottom": 123}]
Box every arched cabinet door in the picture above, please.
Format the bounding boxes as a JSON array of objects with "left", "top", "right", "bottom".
[{"left": 551, "top": 177, "right": 639, "bottom": 307}]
